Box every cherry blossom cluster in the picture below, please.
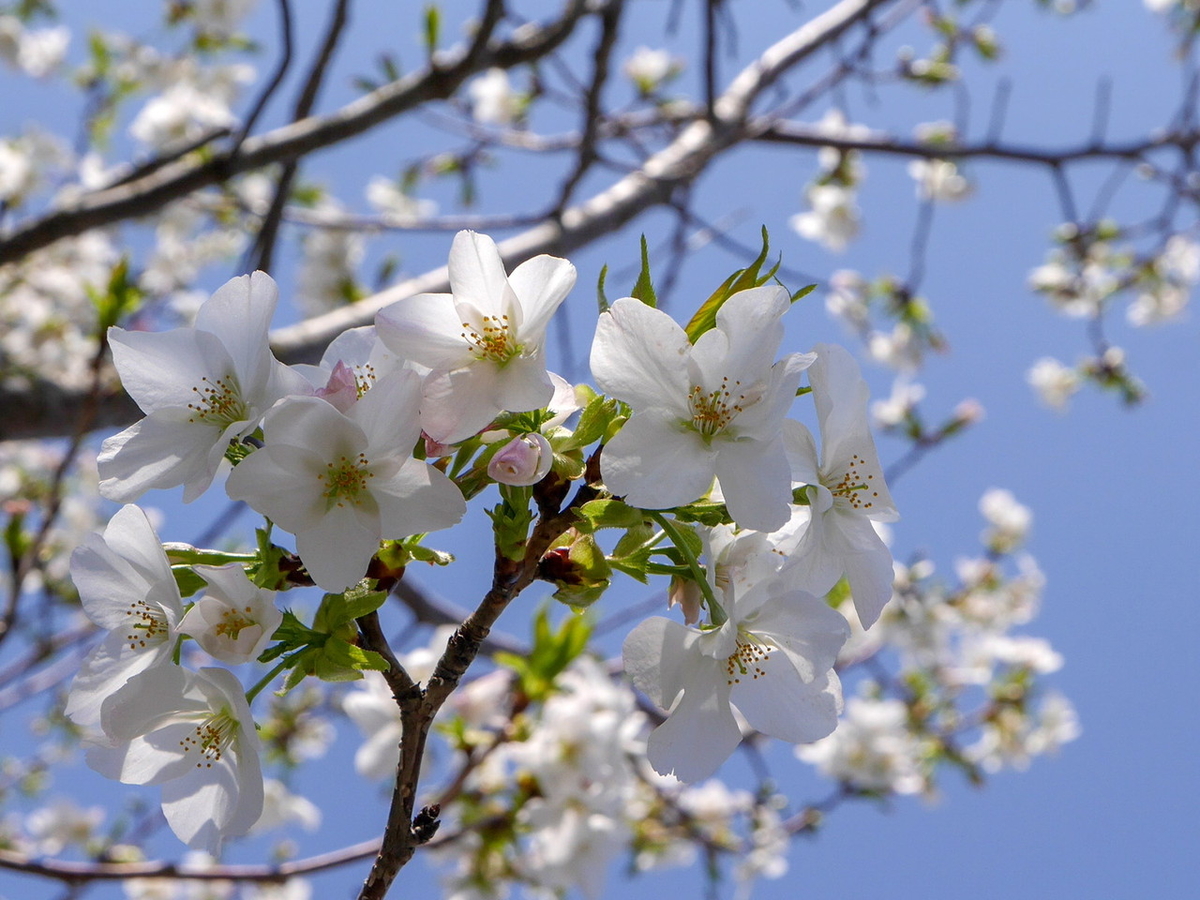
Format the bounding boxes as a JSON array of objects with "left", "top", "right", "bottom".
[{"left": 58, "top": 226, "right": 912, "bottom": 854}]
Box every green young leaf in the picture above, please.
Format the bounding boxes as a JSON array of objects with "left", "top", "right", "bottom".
[
  {"left": 90, "top": 257, "right": 143, "bottom": 333},
  {"left": 340, "top": 586, "right": 390, "bottom": 623},
  {"left": 575, "top": 498, "right": 647, "bottom": 533},
  {"left": 496, "top": 607, "right": 593, "bottom": 701},
  {"left": 607, "top": 521, "right": 661, "bottom": 583},
  {"left": 171, "top": 565, "right": 207, "bottom": 599},
  {"left": 597, "top": 264, "right": 610, "bottom": 314},
  {"left": 562, "top": 394, "right": 618, "bottom": 452},
  {"left": 423, "top": 4, "right": 440, "bottom": 55},
  {"left": 792, "top": 282, "right": 817, "bottom": 303},
  {"left": 684, "top": 225, "right": 774, "bottom": 343},
  {"left": 670, "top": 499, "right": 733, "bottom": 527},
  {"left": 630, "top": 235, "right": 658, "bottom": 308},
  {"left": 321, "top": 637, "right": 389, "bottom": 674}
]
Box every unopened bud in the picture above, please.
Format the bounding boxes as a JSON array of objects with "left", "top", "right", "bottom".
[
  {"left": 315, "top": 360, "right": 358, "bottom": 412},
  {"left": 488, "top": 433, "right": 552, "bottom": 486}
]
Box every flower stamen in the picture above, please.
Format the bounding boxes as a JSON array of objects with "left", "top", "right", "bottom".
[
  {"left": 462, "top": 314, "right": 522, "bottom": 364},
  {"left": 186, "top": 374, "right": 248, "bottom": 426},
  {"left": 725, "top": 634, "right": 771, "bottom": 685},
  {"left": 178, "top": 711, "right": 237, "bottom": 769},
  {"left": 316, "top": 453, "right": 374, "bottom": 507},
  {"left": 124, "top": 599, "right": 168, "bottom": 650},
  {"left": 830, "top": 453, "right": 879, "bottom": 511}
]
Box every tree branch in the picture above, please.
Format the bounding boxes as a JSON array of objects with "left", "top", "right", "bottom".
[{"left": 0, "top": 0, "right": 592, "bottom": 268}]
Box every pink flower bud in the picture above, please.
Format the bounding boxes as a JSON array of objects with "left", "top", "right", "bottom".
[
  {"left": 315, "top": 360, "right": 359, "bottom": 412},
  {"left": 487, "top": 433, "right": 552, "bottom": 486},
  {"left": 423, "top": 434, "right": 456, "bottom": 457}
]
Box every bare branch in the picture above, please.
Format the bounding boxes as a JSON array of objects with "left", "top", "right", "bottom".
[{"left": 0, "top": 0, "right": 592, "bottom": 267}]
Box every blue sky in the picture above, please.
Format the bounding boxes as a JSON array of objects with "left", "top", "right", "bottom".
[{"left": 1, "top": 1, "right": 1198, "bottom": 899}]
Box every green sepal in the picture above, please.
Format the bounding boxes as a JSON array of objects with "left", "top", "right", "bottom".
[
  {"left": 163, "top": 544, "right": 257, "bottom": 567},
  {"left": 247, "top": 526, "right": 292, "bottom": 591},
  {"left": 257, "top": 611, "right": 321, "bottom": 664},
  {"left": 791, "top": 485, "right": 813, "bottom": 506},
  {"left": 487, "top": 486, "right": 535, "bottom": 561},
  {"left": 825, "top": 577, "right": 851, "bottom": 609},
  {"left": 378, "top": 535, "right": 454, "bottom": 570},
  {"left": 630, "top": 235, "right": 657, "bottom": 308}
]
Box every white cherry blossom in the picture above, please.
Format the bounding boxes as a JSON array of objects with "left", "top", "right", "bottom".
[
  {"left": 178, "top": 564, "right": 282, "bottom": 665},
  {"left": 623, "top": 573, "right": 848, "bottom": 782},
  {"left": 65, "top": 505, "right": 184, "bottom": 733},
  {"left": 790, "top": 183, "right": 861, "bottom": 252},
  {"left": 784, "top": 343, "right": 898, "bottom": 629},
  {"left": 87, "top": 665, "right": 263, "bottom": 854},
  {"left": 1027, "top": 356, "right": 1080, "bottom": 411},
  {"left": 225, "top": 370, "right": 466, "bottom": 592},
  {"left": 99, "top": 272, "right": 309, "bottom": 503},
  {"left": 591, "top": 287, "right": 811, "bottom": 532},
  {"left": 375, "top": 230, "right": 576, "bottom": 444},
  {"left": 468, "top": 68, "right": 521, "bottom": 125}
]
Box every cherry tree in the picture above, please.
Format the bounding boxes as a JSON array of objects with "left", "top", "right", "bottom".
[{"left": 0, "top": 1, "right": 1195, "bottom": 899}]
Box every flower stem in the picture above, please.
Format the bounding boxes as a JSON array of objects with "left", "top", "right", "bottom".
[
  {"left": 245, "top": 658, "right": 290, "bottom": 706},
  {"left": 649, "top": 512, "right": 727, "bottom": 627}
]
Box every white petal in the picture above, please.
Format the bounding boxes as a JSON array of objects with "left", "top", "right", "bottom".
[
  {"left": 751, "top": 589, "right": 851, "bottom": 674},
  {"left": 294, "top": 502, "right": 382, "bottom": 592},
  {"left": 499, "top": 354, "right": 555, "bottom": 414},
  {"left": 709, "top": 285, "right": 790, "bottom": 385},
  {"left": 65, "top": 629, "right": 172, "bottom": 729},
  {"left": 195, "top": 271, "right": 279, "bottom": 398},
  {"left": 373, "top": 459, "right": 466, "bottom": 538},
  {"left": 507, "top": 253, "right": 576, "bottom": 339},
  {"left": 733, "top": 659, "right": 841, "bottom": 744},
  {"left": 590, "top": 298, "right": 691, "bottom": 413},
  {"left": 828, "top": 510, "right": 896, "bottom": 628},
  {"left": 714, "top": 437, "right": 792, "bottom": 532},
  {"left": 782, "top": 418, "right": 821, "bottom": 488},
  {"left": 99, "top": 412, "right": 224, "bottom": 503},
  {"left": 601, "top": 409, "right": 716, "bottom": 510},
  {"left": 263, "top": 395, "right": 366, "bottom": 461},
  {"left": 99, "top": 664, "right": 197, "bottom": 742},
  {"left": 687, "top": 286, "right": 790, "bottom": 395},
  {"left": 646, "top": 661, "right": 740, "bottom": 782},
  {"left": 732, "top": 352, "right": 812, "bottom": 441},
  {"left": 87, "top": 722, "right": 202, "bottom": 785},
  {"left": 375, "top": 292, "right": 477, "bottom": 370},
  {"left": 107, "top": 327, "right": 231, "bottom": 416},
  {"left": 225, "top": 444, "right": 328, "bottom": 533},
  {"left": 352, "top": 369, "right": 423, "bottom": 455},
  {"left": 419, "top": 365, "right": 505, "bottom": 443},
  {"left": 447, "top": 230, "right": 518, "bottom": 320},
  {"left": 622, "top": 616, "right": 699, "bottom": 710},
  {"left": 160, "top": 754, "right": 244, "bottom": 853}
]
